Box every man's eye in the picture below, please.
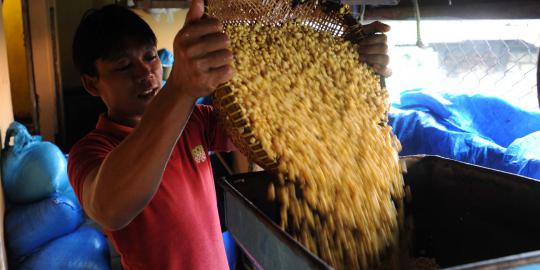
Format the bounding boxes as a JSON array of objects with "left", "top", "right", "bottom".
[
  {"left": 116, "top": 64, "right": 131, "bottom": 71},
  {"left": 145, "top": 54, "right": 158, "bottom": 61}
]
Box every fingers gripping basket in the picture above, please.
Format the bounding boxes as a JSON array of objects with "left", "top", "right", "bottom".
[{"left": 208, "top": 0, "right": 371, "bottom": 170}]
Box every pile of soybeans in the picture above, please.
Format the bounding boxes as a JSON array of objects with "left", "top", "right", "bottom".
[{"left": 216, "top": 21, "right": 406, "bottom": 269}]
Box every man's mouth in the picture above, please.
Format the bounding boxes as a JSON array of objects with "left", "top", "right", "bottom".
[{"left": 137, "top": 87, "right": 159, "bottom": 99}]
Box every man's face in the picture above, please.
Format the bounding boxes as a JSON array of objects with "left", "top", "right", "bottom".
[{"left": 91, "top": 44, "right": 163, "bottom": 125}]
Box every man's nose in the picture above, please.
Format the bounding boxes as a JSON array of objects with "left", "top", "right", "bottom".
[{"left": 133, "top": 60, "right": 153, "bottom": 81}]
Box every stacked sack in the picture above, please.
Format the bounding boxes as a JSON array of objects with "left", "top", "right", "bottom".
[{"left": 1, "top": 122, "right": 110, "bottom": 269}]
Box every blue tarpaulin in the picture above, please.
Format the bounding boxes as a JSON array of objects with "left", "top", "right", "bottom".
[{"left": 389, "top": 89, "right": 540, "bottom": 180}]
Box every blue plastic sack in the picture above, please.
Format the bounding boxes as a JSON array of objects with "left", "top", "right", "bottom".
[
  {"left": 158, "top": 48, "right": 173, "bottom": 66},
  {"left": 397, "top": 89, "right": 540, "bottom": 148},
  {"left": 17, "top": 225, "right": 111, "bottom": 270},
  {"left": 389, "top": 89, "right": 540, "bottom": 178},
  {"left": 389, "top": 108, "right": 509, "bottom": 172},
  {"left": 1, "top": 122, "right": 69, "bottom": 203},
  {"left": 5, "top": 194, "right": 84, "bottom": 260},
  {"left": 504, "top": 131, "right": 540, "bottom": 179},
  {"left": 223, "top": 231, "right": 238, "bottom": 270}
]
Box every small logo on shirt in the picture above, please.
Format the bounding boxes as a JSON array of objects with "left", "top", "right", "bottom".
[{"left": 191, "top": 145, "right": 207, "bottom": 163}]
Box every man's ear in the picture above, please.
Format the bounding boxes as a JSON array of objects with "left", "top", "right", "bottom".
[{"left": 81, "top": 74, "right": 100, "bottom": 97}]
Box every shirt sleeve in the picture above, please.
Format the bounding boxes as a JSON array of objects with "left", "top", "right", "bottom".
[
  {"left": 198, "top": 105, "right": 236, "bottom": 152},
  {"left": 67, "top": 133, "right": 116, "bottom": 207}
]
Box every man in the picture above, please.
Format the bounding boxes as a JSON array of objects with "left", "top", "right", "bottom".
[{"left": 67, "top": 1, "right": 392, "bottom": 269}]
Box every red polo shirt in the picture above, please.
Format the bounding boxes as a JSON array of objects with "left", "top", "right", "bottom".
[{"left": 68, "top": 105, "right": 232, "bottom": 270}]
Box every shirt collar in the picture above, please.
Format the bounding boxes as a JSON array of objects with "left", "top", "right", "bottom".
[{"left": 96, "top": 113, "right": 135, "bottom": 138}]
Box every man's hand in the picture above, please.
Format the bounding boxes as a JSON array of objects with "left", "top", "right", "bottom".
[
  {"left": 168, "top": 0, "right": 234, "bottom": 98},
  {"left": 357, "top": 21, "right": 392, "bottom": 78}
]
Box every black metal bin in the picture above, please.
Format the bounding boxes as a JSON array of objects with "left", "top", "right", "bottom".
[{"left": 219, "top": 155, "right": 540, "bottom": 269}]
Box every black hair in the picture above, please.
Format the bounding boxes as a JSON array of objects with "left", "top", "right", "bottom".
[{"left": 72, "top": 4, "right": 157, "bottom": 76}]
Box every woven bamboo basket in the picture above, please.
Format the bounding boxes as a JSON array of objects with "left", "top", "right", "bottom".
[{"left": 208, "top": 0, "right": 368, "bottom": 170}]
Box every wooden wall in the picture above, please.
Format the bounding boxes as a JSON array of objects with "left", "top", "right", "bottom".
[
  {"left": 0, "top": 2, "right": 13, "bottom": 269},
  {"left": 2, "top": 0, "right": 34, "bottom": 130}
]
